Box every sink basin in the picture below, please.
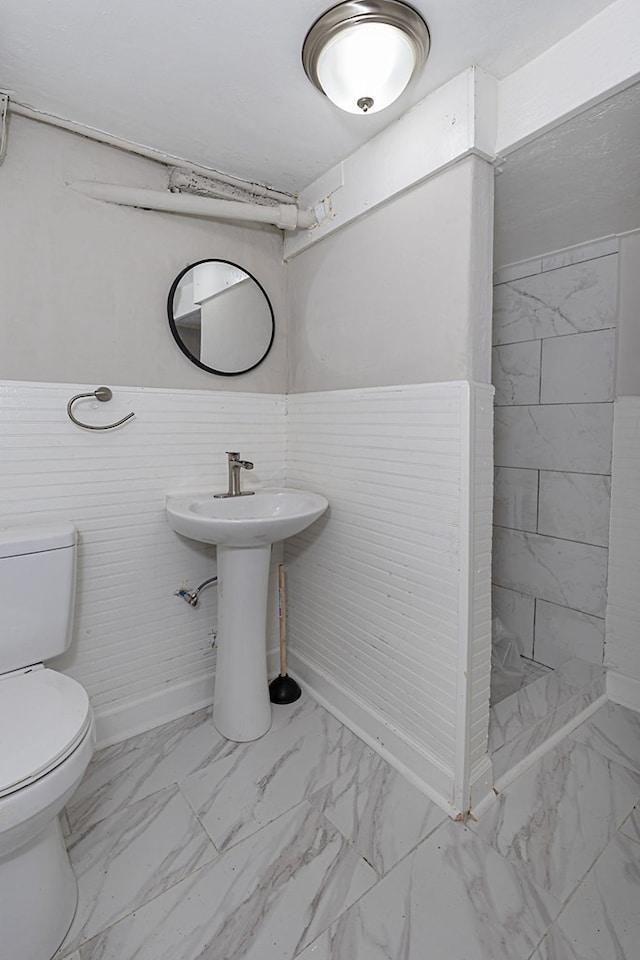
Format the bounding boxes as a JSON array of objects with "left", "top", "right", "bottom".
[
  {"left": 166, "top": 487, "right": 328, "bottom": 547},
  {"left": 166, "top": 486, "right": 328, "bottom": 743}
]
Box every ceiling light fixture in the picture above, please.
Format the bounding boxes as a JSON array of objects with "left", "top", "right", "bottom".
[{"left": 302, "top": 0, "right": 430, "bottom": 115}]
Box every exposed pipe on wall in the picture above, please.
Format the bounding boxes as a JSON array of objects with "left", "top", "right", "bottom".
[
  {"left": 70, "top": 180, "right": 316, "bottom": 231},
  {"left": 8, "top": 99, "right": 294, "bottom": 204}
]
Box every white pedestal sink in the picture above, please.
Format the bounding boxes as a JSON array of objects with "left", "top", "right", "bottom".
[{"left": 166, "top": 488, "right": 328, "bottom": 741}]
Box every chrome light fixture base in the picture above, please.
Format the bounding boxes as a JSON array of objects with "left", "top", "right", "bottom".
[{"left": 302, "top": 0, "right": 430, "bottom": 114}]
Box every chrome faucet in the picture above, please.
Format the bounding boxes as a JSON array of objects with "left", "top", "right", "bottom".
[{"left": 214, "top": 451, "right": 255, "bottom": 498}]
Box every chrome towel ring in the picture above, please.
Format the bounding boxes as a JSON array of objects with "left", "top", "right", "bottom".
[{"left": 67, "top": 386, "right": 135, "bottom": 431}]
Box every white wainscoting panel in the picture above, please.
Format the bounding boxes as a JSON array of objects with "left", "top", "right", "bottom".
[
  {"left": 0, "top": 381, "right": 285, "bottom": 744},
  {"left": 605, "top": 397, "right": 640, "bottom": 684},
  {"left": 285, "top": 382, "right": 493, "bottom": 814}
]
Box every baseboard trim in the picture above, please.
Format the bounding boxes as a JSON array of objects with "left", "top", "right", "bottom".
[
  {"left": 93, "top": 647, "right": 281, "bottom": 748},
  {"left": 607, "top": 671, "right": 640, "bottom": 712},
  {"left": 288, "top": 649, "right": 458, "bottom": 817}
]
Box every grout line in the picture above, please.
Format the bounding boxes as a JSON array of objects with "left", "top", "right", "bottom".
[
  {"left": 492, "top": 523, "right": 609, "bottom": 550},
  {"left": 494, "top": 398, "right": 615, "bottom": 407},
  {"left": 538, "top": 339, "right": 543, "bottom": 405},
  {"left": 493, "top": 467, "right": 612, "bottom": 479}
]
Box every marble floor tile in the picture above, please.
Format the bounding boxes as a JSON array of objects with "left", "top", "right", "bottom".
[
  {"left": 470, "top": 739, "right": 640, "bottom": 902},
  {"left": 488, "top": 672, "right": 585, "bottom": 753},
  {"left": 67, "top": 697, "right": 315, "bottom": 833},
  {"left": 78, "top": 801, "right": 377, "bottom": 960},
  {"left": 490, "top": 681, "right": 606, "bottom": 782},
  {"left": 57, "top": 785, "right": 217, "bottom": 956},
  {"left": 554, "top": 658, "right": 605, "bottom": 690},
  {"left": 295, "top": 820, "right": 562, "bottom": 960},
  {"left": 66, "top": 707, "right": 224, "bottom": 832},
  {"left": 570, "top": 700, "right": 640, "bottom": 773},
  {"left": 308, "top": 745, "right": 445, "bottom": 875},
  {"left": 531, "top": 832, "right": 640, "bottom": 960},
  {"left": 619, "top": 805, "right": 640, "bottom": 844},
  {"left": 180, "top": 700, "right": 364, "bottom": 852}
]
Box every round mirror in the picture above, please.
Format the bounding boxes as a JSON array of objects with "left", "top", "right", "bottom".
[{"left": 167, "top": 259, "right": 275, "bottom": 376}]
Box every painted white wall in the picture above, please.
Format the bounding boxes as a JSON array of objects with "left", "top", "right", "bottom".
[
  {"left": 605, "top": 398, "right": 640, "bottom": 692},
  {"left": 0, "top": 116, "right": 288, "bottom": 393},
  {"left": 605, "top": 230, "right": 640, "bottom": 704},
  {"left": 616, "top": 231, "right": 640, "bottom": 396},
  {"left": 287, "top": 155, "right": 494, "bottom": 393}
]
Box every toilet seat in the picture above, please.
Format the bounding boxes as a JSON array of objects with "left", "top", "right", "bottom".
[{"left": 0, "top": 668, "right": 92, "bottom": 799}]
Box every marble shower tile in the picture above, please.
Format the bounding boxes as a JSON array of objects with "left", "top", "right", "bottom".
[
  {"left": 308, "top": 746, "right": 445, "bottom": 875},
  {"left": 494, "top": 404, "right": 613, "bottom": 473},
  {"left": 470, "top": 739, "right": 640, "bottom": 902},
  {"left": 534, "top": 600, "right": 605, "bottom": 667},
  {"left": 493, "top": 259, "right": 543, "bottom": 286},
  {"left": 493, "top": 257, "right": 618, "bottom": 345},
  {"left": 180, "top": 701, "right": 364, "bottom": 852},
  {"left": 540, "top": 238, "right": 619, "bottom": 272},
  {"left": 67, "top": 697, "right": 315, "bottom": 834},
  {"left": 492, "top": 341, "right": 541, "bottom": 405},
  {"left": 78, "top": 801, "right": 377, "bottom": 960},
  {"left": 492, "top": 528, "right": 608, "bottom": 617},
  {"left": 493, "top": 467, "right": 538, "bottom": 533},
  {"left": 537, "top": 471, "right": 611, "bottom": 547},
  {"left": 492, "top": 585, "right": 535, "bottom": 658},
  {"left": 620, "top": 805, "right": 640, "bottom": 844},
  {"left": 295, "top": 820, "right": 562, "bottom": 960},
  {"left": 540, "top": 329, "right": 616, "bottom": 404},
  {"left": 570, "top": 700, "right": 640, "bottom": 773},
  {"left": 57, "top": 786, "right": 216, "bottom": 956},
  {"left": 488, "top": 673, "right": 585, "bottom": 753},
  {"left": 531, "top": 832, "right": 640, "bottom": 960},
  {"left": 490, "top": 680, "right": 606, "bottom": 781}
]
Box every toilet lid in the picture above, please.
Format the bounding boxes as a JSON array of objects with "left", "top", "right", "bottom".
[{"left": 0, "top": 668, "right": 92, "bottom": 797}]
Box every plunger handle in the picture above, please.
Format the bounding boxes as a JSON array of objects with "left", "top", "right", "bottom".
[{"left": 278, "top": 563, "right": 287, "bottom": 677}]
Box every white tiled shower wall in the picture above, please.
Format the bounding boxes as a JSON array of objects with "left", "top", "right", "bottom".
[{"left": 491, "top": 238, "right": 618, "bottom": 668}]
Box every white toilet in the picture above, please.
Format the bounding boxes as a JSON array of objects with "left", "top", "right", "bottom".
[{"left": 0, "top": 521, "right": 95, "bottom": 960}]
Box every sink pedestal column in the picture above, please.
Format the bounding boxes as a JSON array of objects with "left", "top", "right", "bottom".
[{"left": 213, "top": 543, "right": 272, "bottom": 741}]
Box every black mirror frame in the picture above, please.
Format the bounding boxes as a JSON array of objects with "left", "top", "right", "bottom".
[{"left": 167, "top": 259, "right": 275, "bottom": 377}]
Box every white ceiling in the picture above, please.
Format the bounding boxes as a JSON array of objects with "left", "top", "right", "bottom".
[
  {"left": 494, "top": 81, "right": 640, "bottom": 267},
  {"left": 0, "top": 0, "right": 617, "bottom": 195}
]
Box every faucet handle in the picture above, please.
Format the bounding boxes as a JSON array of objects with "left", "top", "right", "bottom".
[{"left": 226, "top": 451, "right": 240, "bottom": 459}]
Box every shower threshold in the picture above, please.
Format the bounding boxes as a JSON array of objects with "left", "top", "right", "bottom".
[{"left": 488, "top": 657, "right": 607, "bottom": 788}]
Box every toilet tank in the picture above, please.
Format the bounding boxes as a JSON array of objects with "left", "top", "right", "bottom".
[{"left": 0, "top": 521, "right": 77, "bottom": 674}]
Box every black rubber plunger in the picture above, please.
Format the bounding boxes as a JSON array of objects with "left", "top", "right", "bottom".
[{"left": 269, "top": 564, "right": 301, "bottom": 704}]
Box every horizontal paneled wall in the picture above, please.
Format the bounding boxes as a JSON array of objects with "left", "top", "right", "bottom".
[
  {"left": 491, "top": 238, "right": 618, "bottom": 668},
  {"left": 0, "top": 381, "right": 286, "bottom": 744},
  {"left": 284, "top": 382, "right": 493, "bottom": 813}
]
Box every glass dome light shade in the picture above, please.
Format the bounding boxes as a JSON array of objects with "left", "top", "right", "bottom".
[{"left": 316, "top": 21, "right": 416, "bottom": 114}]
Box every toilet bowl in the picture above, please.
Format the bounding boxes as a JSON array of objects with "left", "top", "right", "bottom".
[{"left": 0, "top": 522, "right": 95, "bottom": 960}]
